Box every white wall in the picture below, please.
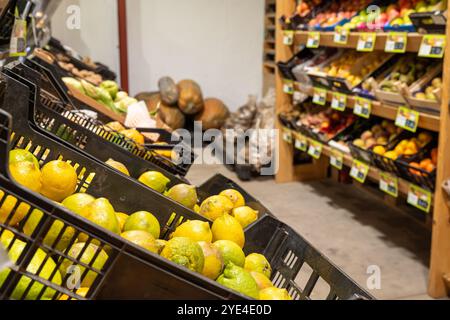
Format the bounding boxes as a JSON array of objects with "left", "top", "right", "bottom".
[
  {"left": 50, "top": 0, "right": 120, "bottom": 78},
  {"left": 127, "top": 0, "right": 265, "bottom": 111}
]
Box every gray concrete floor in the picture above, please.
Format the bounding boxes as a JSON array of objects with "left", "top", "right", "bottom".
[{"left": 187, "top": 164, "right": 433, "bottom": 300}]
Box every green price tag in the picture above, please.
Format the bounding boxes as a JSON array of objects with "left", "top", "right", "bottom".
[
  {"left": 283, "top": 31, "right": 294, "bottom": 46},
  {"left": 330, "top": 149, "right": 344, "bottom": 170},
  {"left": 308, "top": 140, "right": 323, "bottom": 160},
  {"left": 385, "top": 32, "right": 407, "bottom": 53},
  {"left": 350, "top": 159, "right": 370, "bottom": 183},
  {"left": 331, "top": 92, "right": 347, "bottom": 111},
  {"left": 419, "top": 34, "right": 446, "bottom": 58},
  {"left": 353, "top": 97, "right": 372, "bottom": 119},
  {"left": 395, "top": 106, "right": 419, "bottom": 133},
  {"left": 407, "top": 184, "right": 432, "bottom": 213},
  {"left": 313, "top": 87, "right": 327, "bottom": 105},
  {"left": 357, "top": 33, "right": 376, "bottom": 52},
  {"left": 379, "top": 172, "right": 399, "bottom": 198},
  {"left": 293, "top": 133, "right": 308, "bottom": 152},
  {"left": 282, "top": 127, "right": 293, "bottom": 144},
  {"left": 283, "top": 80, "right": 294, "bottom": 95},
  {"left": 9, "top": 18, "right": 27, "bottom": 57},
  {"left": 334, "top": 27, "right": 349, "bottom": 45},
  {"left": 306, "top": 32, "right": 320, "bottom": 48}
]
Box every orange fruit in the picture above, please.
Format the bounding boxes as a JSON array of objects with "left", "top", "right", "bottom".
[
  {"left": 40, "top": 161, "right": 78, "bottom": 202},
  {"left": 409, "top": 162, "right": 422, "bottom": 176}
]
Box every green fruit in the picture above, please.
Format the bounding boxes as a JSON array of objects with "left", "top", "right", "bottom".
[
  {"left": 23, "top": 209, "right": 76, "bottom": 252},
  {"left": 212, "top": 240, "right": 245, "bottom": 267},
  {"left": 165, "top": 184, "right": 198, "bottom": 210},
  {"left": 138, "top": 171, "right": 171, "bottom": 193},
  {"left": 123, "top": 211, "right": 161, "bottom": 239},
  {"left": 100, "top": 80, "right": 119, "bottom": 101},
  {"left": 0, "top": 231, "right": 62, "bottom": 300},
  {"left": 60, "top": 243, "right": 109, "bottom": 288},
  {"left": 160, "top": 237, "right": 204, "bottom": 273},
  {"left": 217, "top": 263, "right": 260, "bottom": 299}
]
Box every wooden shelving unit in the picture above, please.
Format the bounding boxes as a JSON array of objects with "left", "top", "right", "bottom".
[
  {"left": 275, "top": 0, "right": 450, "bottom": 298},
  {"left": 295, "top": 31, "right": 424, "bottom": 52},
  {"left": 263, "top": 0, "right": 277, "bottom": 92}
]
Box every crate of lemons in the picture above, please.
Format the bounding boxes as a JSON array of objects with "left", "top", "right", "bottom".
[{"left": 0, "top": 149, "right": 291, "bottom": 300}]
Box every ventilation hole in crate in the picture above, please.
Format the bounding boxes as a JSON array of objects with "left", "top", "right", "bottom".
[
  {"left": 271, "top": 271, "right": 281, "bottom": 285},
  {"left": 294, "top": 262, "right": 313, "bottom": 291},
  {"left": 283, "top": 250, "right": 292, "bottom": 264},
  {"left": 308, "top": 277, "right": 331, "bottom": 300}
]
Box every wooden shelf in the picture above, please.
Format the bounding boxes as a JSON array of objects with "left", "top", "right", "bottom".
[
  {"left": 295, "top": 31, "right": 425, "bottom": 53},
  {"left": 297, "top": 86, "right": 441, "bottom": 132},
  {"left": 276, "top": 0, "right": 450, "bottom": 299},
  {"left": 321, "top": 145, "right": 417, "bottom": 197}
]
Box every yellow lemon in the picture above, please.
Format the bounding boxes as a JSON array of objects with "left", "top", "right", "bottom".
[
  {"left": 250, "top": 271, "right": 273, "bottom": 290},
  {"left": 219, "top": 189, "right": 245, "bottom": 208},
  {"left": 138, "top": 171, "right": 171, "bottom": 193},
  {"left": 115, "top": 212, "right": 129, "bottom": 231},
  {"left": 40, "top": 161, "right": 78, "bottom": 202},
  {"left": 212, "top": 214, "right": 245, "bottom": 248},
  {"left": 231, "top": 206, "right": 258, "bottom": 228},
  {"left": 120, "top": 129, "right": 145, "bottom": 146},
  {"left": 171, "top": 220, "right": 213, "bottom": 243},
  {"left": 123, "top": 211, "right": 161, "bottom": 239},
  {"left": 244, "top": 253, "right": 272, "bottom": 278},
  {"left": 9, "top": 162, "right": 42, "bottom": 193},
  {"left": 199, "top": 195, "right": 234, "bottom": 221},
  {"left": 197, "top": 241, "right": 224, "bottom": 280},
  {"left": 61, "top": 193, "right": 96, "bottom": 218},
  {"left": 259, "top": 287, "right": 292, "bottom": 300},
  {"left": 9, "top": 149, "right": 40, "bottom": 169},
  {"left": 121, "top": 230, "right": 159, "bottom": 253},
  {"left": 105, "top": 159, "right": 130, "bottom": 176}
]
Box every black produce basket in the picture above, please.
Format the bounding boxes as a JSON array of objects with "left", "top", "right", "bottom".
[
  {"left": 277, "top": 48, "right": 315, "bottom": 81},
  {"left": 1, "top": 63, "right": 276, "bottom": 228},
  {"left": 0, "top": 108, "right": 373, "bottom": 300},
  {"left": 394, "top": 146, "right": 438, "bottom": 192},
  {"left": 46, "top": 38, "right": 117, "bottom": 81},
  {"left": 245, "top": 215, "right": 373, "bottom": 300},
  {"left": 197, "top": 174, "right": 275, "bottom": 223},
  {"left": 409, "top": 11, "right": 447, "bottom": 34},
  {"left": 0, "top": 109, "right": 247, "bottom": 300},
  {"left": 14, "top": 58, "right": 196, "bottom": 177}
]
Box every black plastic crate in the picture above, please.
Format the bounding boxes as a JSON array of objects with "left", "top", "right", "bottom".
[
  {"left": 13, "top": 58, "right": 196, "bottom": 177},
  {"left": 0, "top": 107, "right": 372, "bottom": 300},
  {"left": 2, "top": 64, "right": 278, "bottom": 229},
  {"left": 410, "top": 11, "right": 447, "bottom": 34},
  {"left": 0, "top": 109, "right": 248, "bottom": 300},
  {"left": 277, "top": 48, "right": 315, "bottom": 81},
  {"left": 244, "top": 215, "right": 373, "bottom": 300},
  {"left": 394, "top": 146, "right": 437, "bottom": 191},
  {"left": 47, "top": 38, "right": 117, "bottom": 81}
]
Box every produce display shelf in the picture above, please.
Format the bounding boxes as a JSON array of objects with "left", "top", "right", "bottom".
[
  {"left": 297, "top": 85, "right": 441, "bottom": 132},
  {"left": 321, "top": 145, "right": 431, "bottom": 199},
  {"left": 294, "top": 31, "right": 425, "bottom": 53},
  {"left": 0, "top": 105, "right": 372, "bottom": 300}
]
